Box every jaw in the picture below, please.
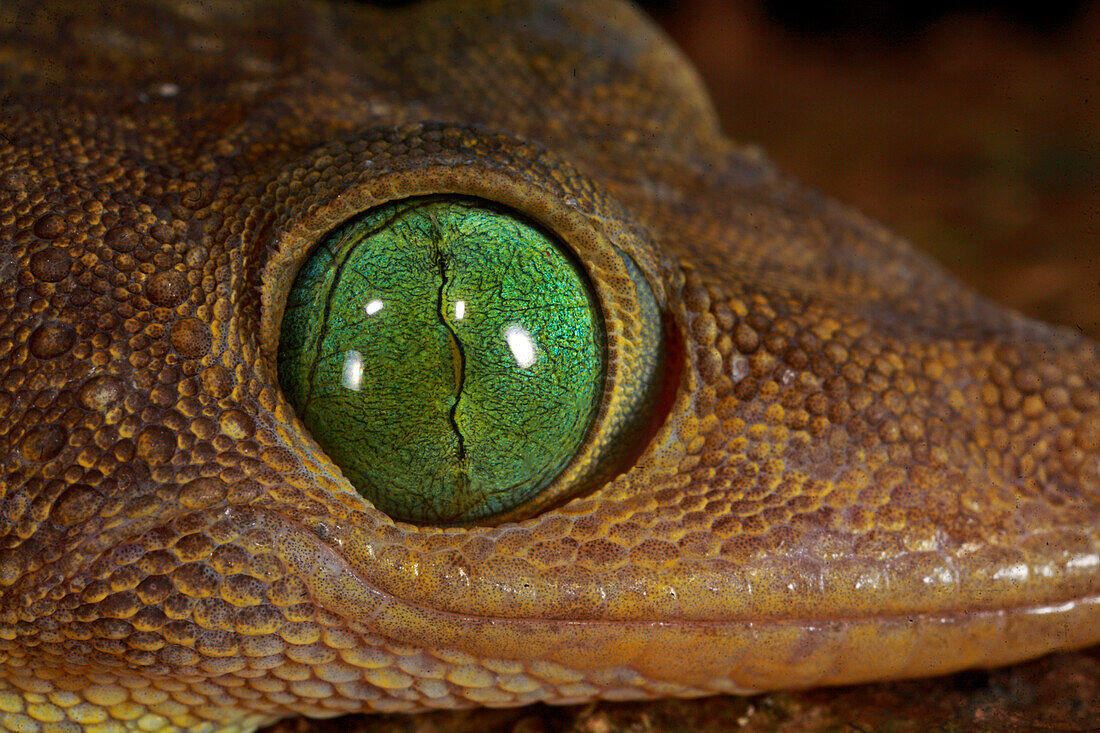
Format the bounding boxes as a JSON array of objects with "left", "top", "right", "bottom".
[
  {"left": 267, "top": 493, "right": 1100, "bottom": 704},
  {"left": 4, "top": 495, "right": 1099, "bottom": 725}
]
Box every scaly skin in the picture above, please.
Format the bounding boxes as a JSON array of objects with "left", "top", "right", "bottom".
[{"left": 1, "top": 0, "right": 1098, "bottom": 731}]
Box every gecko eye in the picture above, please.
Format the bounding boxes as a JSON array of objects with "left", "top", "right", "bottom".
[{"left": 277, "top": 197, "right": 607, "bottom": 524}]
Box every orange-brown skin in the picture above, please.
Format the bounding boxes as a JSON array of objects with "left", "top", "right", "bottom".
[{"left": 1, "top": 0, "right": 1098, "bottom": 730}]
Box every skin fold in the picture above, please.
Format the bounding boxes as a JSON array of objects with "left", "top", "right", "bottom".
[{"left": 0, "top": 0, "right": 1098, "bottom": 730}]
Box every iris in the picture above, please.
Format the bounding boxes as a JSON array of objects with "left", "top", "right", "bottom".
[{"left": 278, "top": 197, "right": 603, "bottom": 524}]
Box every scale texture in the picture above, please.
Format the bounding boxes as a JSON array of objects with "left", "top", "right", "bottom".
[{"left": 0, "top": 0, "right": 1098, "bottom": 731}]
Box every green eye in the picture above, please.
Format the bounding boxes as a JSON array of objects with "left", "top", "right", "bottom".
[{"left": 277, "top": 197, "right": 604, "bottom": 524}]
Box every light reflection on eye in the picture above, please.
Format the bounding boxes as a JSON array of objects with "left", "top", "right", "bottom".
[
  {"left": 341, "top": 349, "right": 364, "bottom": 391},
  {"left": 504, "top": 324, "right": 537, "bottom": 369},
  {"left": 454, "top": 300, "right": 466, "bottom": 320},
  {"left": 365, "top": 299, "right": 384, "bottom": 316}
]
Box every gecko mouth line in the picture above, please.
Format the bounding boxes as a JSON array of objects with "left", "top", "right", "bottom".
[{"left": 271, "top": 507, "right": 1100, "bottom": 628}]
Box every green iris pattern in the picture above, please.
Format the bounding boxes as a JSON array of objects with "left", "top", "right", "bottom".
[{"left": 278, "top": 197, "right": 603, "bottom": 524}]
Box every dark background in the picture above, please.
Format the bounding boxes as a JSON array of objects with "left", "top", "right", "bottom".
[
  {"left": 271, "top": 1, "right": 1100, "bottom": 730},
  {"left": 649, "top": 0, "right": 1100, "bottom": 341}
]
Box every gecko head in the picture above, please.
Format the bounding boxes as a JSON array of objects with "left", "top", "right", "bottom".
[{"left": 2, "top": 0, "right": 1099, "bottom": 725}]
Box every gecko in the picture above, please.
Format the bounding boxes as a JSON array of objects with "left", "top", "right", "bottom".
[{"left": 0, "top": 0, "right": 1098, "bottom": 731}]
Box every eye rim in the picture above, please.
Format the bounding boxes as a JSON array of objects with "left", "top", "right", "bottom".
[{"left": 255, "top": 123, "right": 677, "bottom": 526}]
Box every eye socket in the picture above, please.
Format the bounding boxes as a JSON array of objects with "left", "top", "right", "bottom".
[{"left": 278, "top": 196, "right": 606, "bottom": 524}]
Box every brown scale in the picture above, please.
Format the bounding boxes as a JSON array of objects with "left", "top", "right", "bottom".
[{"left": 0, "top": 0, "right": 1098, "bottom": 731}]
